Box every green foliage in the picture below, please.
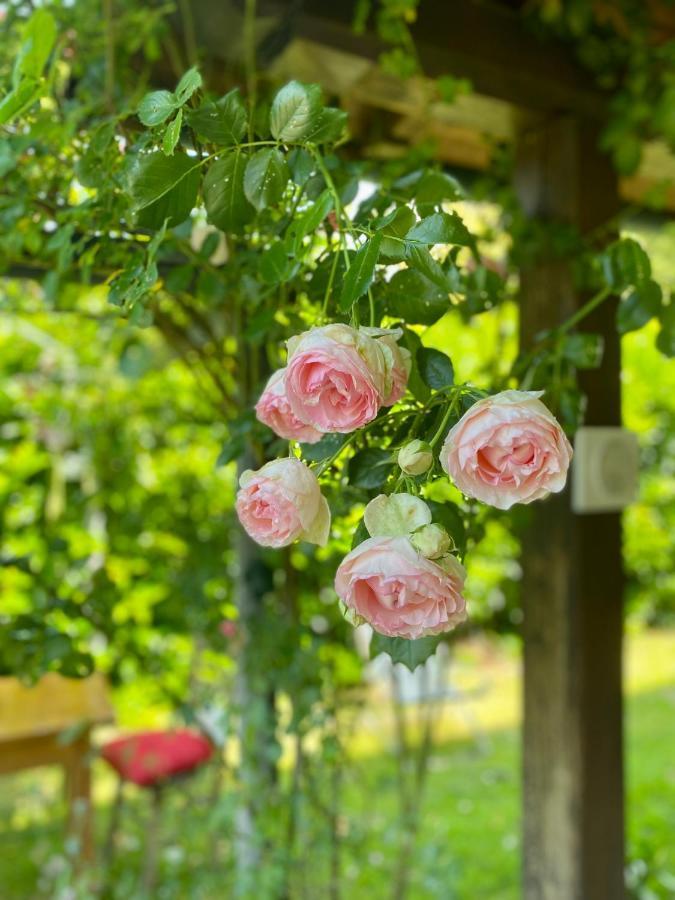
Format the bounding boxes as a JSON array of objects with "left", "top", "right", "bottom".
[
  {"left": 270, "top": 81, "right": 322, "bottom": 142},
  {"left": 338, "top": 233, "right": 382, "bottom": 310},
  {"left": 203, "top": 152, "right": 255, "bottom": 231},
  {"left": 0, "top": 8, "right": 56, "bottom": 125},
  {"left": 370, "top": 632, "right": 442, "bottom": 670},
  {"left": 243, "top": 148, "right": 289, "bottom": 210},
  {"left": 187, "top": 89, "right": 248, "bottom": 144},
  {"left": 417, "top": 347, "right": 455, "bottom": 390}
]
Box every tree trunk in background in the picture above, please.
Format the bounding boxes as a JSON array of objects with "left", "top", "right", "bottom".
[
  {"left": 234, "top": 345, "right": 278, "bottom": 896},
  {"left": 516, "top": 115, "right": 625, "bottom": 900}
]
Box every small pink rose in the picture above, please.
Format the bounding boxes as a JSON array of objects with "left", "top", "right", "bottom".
[
  {"left": 284, "top": 325, "right": 408, "bottom": 434},
  {"left": 255, "top": 369, "right": 323, "bottom": 444},
  {"left": 441, "top": 390, "right": 573, "bottom": 510},
  {"left": 334, "top": 536, "right": 467, "bottom": 639},
  {"left": 236, "top": 458, "right": 330, "bottom": 548}
]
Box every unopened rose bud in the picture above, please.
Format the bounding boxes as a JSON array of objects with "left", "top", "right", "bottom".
[
  {"left": 411, "top": 524, "right": 452, "bottom": 559},
  {"left": 397, "top": 440, "right": 433, "bottom": 476}
]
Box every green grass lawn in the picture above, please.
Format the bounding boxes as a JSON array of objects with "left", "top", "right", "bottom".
[{"left": 1, "top": 633, "right": 673, "bottom": 899}]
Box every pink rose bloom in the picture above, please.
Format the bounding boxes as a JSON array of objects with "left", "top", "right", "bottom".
[
  {"left": 441, "top": 390, "right": 573, "bottom": 510},
  {"left": 236, "top": 458, "right": 330, "bottom": 548},
  {"left": 255, "top": 369, "right": 323, "bottom": 444},
  {"left": 334, "top": 536, "right": 467, "bottom": 639},
  {"left": 284, "top": 325, "right": 408, "bottom": 434}
]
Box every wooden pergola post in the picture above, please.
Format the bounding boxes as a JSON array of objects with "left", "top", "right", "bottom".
[{"left": 515, "top": 115, "right": 625, "bottom": 900}]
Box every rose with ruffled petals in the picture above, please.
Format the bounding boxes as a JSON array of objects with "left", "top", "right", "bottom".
[
  {"left": 284, "top": 325, "right": 408, "bottom": 434},
  {"left": 441, "top": 390, "right": 573, "bottom": 510},
  {"left": 334, "top": 536, "right": 467, "bottom": 639},
  {"left": 236, "top": 458, "right": 330, "bottom": 548},
  {"left": 255, "top": 369, "right": 323, "bottom": 444}
]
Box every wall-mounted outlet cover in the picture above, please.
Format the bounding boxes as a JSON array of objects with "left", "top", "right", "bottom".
[{"left": 572, "top": 427, "right": 639, "bottom": 514}]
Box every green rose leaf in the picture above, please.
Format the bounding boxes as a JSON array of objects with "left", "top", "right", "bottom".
[
  {"left": 216, "top": 437, "right": 245, "bottom": 467},
  {"left": 304, "top": 107, "right": 348, "bottom": 144},
  {"left": 351, "top": 519, "right": 370, "bottom": 549},
  {"left": 348, "top": 447, "right": 394, "bottom": 490},
  {"left": 13, "top": 8, "right": 57, "bottom": 86},
  {"left": 415, "top": 170, "right": 464, "bottom": 216},
  {"left": 338, "top": 232, "right": 383, "bottom": 311},
  {"left": 260, "top": 241, "right": 296, "bottom": 284},
  {"left": 162, "top": 110, "right": 183, "bottom": 156},
  {"left": 270, "top": 81, "right": 323, "bottom": 142},
  {"left": 560, "top": 333, "right": 605, "bottom": 369},
  {"left": 404, "top": 244, "right": 453, "bottom": 291},
  {"left": 129, "top": 152, "right": 201, "bottom": 228},
  {"left": 417, "top": 347, "right": 455, "bottom": 390},
  {"left": 370, "top": 633, "right": 442, "bottom": 671},
  {"left": 383, "top": 268, "right": 449, "bottom": 325},
  {"left": 243, "top": 148, "right": 290, "bottom": 211},
  {"left": 138, "top": 90, "right": 177, "bottom": 127},
  {"left": 203, "top": 152, "right": 255, "bottom": 232},
  {"left": 286, "top": 189, "right": 334, "bottom": 254},
  {"left": 175, "top": 67, "right": 202, "bottom": 104},
  {"left": 187, "top": 89, "right": 248, "bottom": 145},
  {"left": 300, "top": 433, "right": 348, "bottom": 463},
  {"left": 656, "top": 298, "right": 675, "bottom": 358},
  {"left": 602, "top": 238, "right": 651, "bottom": 290},
  {"left": 616, "top": 279, "right": 663, "bottom": 334},
  {"left": 406, "top": 212, "right": 473, "bottom": 246},
  {"left": 377, "top": 205, "right": 416, "bottom": 261},
  {"left": 0, "top": 78, "right": 43, "bottom": 126}
]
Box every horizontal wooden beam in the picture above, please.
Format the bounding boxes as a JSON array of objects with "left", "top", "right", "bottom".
[{"left": 294, "top": 0, "right": 607, "bottom": 117}]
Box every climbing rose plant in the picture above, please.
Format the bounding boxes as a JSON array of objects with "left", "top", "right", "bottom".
[{"left": 2, "top": 8, "right": 662, "bottom": 673}]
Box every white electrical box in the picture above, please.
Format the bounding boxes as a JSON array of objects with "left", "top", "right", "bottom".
[{"left": 572, "top": 427, "right": 640, "bottom": 514}]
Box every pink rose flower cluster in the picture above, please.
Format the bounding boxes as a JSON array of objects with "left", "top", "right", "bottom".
[
  {"left": 256, "top": 324, "right": 411, "bottom": 439},
  {"left": 236, "top": 321, "right": 574, "bottom": 643}
]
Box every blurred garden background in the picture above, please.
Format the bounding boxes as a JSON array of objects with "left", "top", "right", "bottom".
[{"left": 1, "top": 1, "right": 674, "bottom": 898}]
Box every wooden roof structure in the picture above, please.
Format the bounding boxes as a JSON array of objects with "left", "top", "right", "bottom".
[{"left": 185, "top": 0, "right": 675, "bottom": 211}]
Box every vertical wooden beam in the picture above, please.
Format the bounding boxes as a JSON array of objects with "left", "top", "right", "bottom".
[{"left": 515, "top": 115, "right": 625, "bottom": 900}]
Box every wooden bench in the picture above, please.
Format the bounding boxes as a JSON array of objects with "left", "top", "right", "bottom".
[{"left": 0, "top": 673, "right": 114, "bottom": 858}]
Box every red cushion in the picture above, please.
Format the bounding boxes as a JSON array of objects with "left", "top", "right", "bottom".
[{"left": 101, "top": 730, "right": 212, "bottom": 787}]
